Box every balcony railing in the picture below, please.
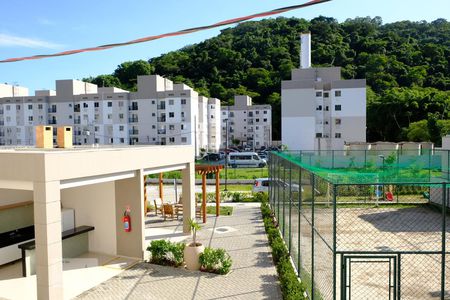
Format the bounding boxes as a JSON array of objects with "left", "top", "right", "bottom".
[
  {"left": 129, "top": 106, "right": 139, "bottom": 111},
  {"left": 157, "top": 129, "right": 166, "bottom": 134},
  {"left": 74, "top": 119, "right": 81, "bottom": 124},
  {"left": 157, "top": 105, "right": 166, "bottom": 110},
  {"left": 157, "top": 117, "right": 166, "bottom": 122},
  {"left": 48, "top": 108, "right": 57, "bottom": 113},
  {"left": 48, "top": 120, "right": 57, "bottom": 125},
  {"left": 129, "top": 129, "right": 139, "bottom": 135},
  {"left": 129, "top": 117, "right": 138, "bottom": 123}
]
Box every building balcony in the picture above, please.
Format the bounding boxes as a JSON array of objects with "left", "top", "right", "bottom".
[
  {"left": 74, "top": 119, "right": 81, "bottom": 124},
  {"left": 0, "top": 110, "right": 3, "bottom": 114},
  {"left": 48, "top": 120, "right": 57, "bottom": 125},
  {"left": 247, "top": 120, "right": 254, "bottom": 125},
  {"left": 129, "top": 117, "right": 139, "bottom": 123},
  {"left": 248, "top": 129, "right": 254, "bottom": 133},
  {"left": 48, "top": 108, "right": 57, "bottom": 113},
  {"left": 157, "top": 129, "right": 166, "bottom": 135},
  {"left": 157, "top": 105, "right": 166, "bottom": 110},
  {"left": 129, "top": 129, "right": 139, "bottom": 135},
  {"left": 157, "top": 117, "right": 166, "bottom": 122},
  {"left": 129, "top": 106, "right": 139, "bottom": 111},
  {"left": 0, "top": 121, "right": 3, "bottom": 126}
]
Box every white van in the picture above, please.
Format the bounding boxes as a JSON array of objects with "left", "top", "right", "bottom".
[
  {"left": 227, "top": 152, "right": 266, "bottom": 168},
  {"left": 253, "top": 178, "right": 269, "bottom": 193}
]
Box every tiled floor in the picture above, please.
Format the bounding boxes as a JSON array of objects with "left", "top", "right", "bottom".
[{"left": 78, "top": 203, "right": 282, "bottom": 299}]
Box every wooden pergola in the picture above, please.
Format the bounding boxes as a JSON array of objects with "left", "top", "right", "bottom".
[{"left": 196, "top": 165, "right": 223, "bottom": 223}]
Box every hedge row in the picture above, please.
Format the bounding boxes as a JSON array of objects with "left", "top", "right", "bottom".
[{"left": 261, "top": 196, "right": 306, "bottom": 300}]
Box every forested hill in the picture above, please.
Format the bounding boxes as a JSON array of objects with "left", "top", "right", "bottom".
[{"left": 84, "top": 16, "right": 450, "bottom": 144}]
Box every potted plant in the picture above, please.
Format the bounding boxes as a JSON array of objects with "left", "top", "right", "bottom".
[{"left": 184, "top": 218, "right": 204, "bottom": 270}]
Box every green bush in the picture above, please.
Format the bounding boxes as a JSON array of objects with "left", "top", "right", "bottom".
[
  {"left": 147, "top": 240, "right": 185, "bottom": 267},
  {"left": 260, "top": 198, "right": 306, "bottom": 299},
  {"left": 199, "top": 247, "right": 232, "bottom": 275},
  {"left": 253, "top": 192, "right": 269, "bottom": 203}
]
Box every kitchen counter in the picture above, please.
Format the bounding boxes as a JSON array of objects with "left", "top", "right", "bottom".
[{"left": 0, "top": 226, "right": 34, "bottom": 249}]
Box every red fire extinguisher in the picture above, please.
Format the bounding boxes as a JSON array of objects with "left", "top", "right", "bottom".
[{"left": 123, "top": 207, "right": 131, "bottom": 232}]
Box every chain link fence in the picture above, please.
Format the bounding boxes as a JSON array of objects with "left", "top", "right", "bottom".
[{"left": 269, "top": 151, "right": 450, "bottom": 300}]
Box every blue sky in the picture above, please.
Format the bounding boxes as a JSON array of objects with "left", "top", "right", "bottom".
[{"left": 0, "top": 0, "right": 448, "bottom": 93}]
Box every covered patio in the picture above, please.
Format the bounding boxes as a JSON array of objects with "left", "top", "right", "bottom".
[{"left": 0, "top": 145, "right": 195, "bottom": 300}]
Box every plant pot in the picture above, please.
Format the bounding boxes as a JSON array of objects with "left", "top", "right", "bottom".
[{"left": 184, "top": 243, "right": 204, "bottom": 270}]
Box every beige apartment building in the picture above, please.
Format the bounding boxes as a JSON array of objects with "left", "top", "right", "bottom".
[
  {"left": 0, "top": 144, "right": 195, "bottom": 299},
  {"left": 0, "top": 76, "right": 222, "bottom": 155},
  {"left": 221, "top": 95, "right": 272, "bottom": 149}
]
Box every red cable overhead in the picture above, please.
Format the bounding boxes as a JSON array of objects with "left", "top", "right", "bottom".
[{"left": 0, "top": 0, "right": 331, "bottom": 63}]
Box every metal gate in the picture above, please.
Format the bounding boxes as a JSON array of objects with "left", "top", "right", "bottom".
[{"left": 341, "top": 255, "right": 398, "bottom": 300}]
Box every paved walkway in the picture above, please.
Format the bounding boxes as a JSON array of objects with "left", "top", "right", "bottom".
[{"left": 77, "top": 204, "right": 281, "bottom": 300}]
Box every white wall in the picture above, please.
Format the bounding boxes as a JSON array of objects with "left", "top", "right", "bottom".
[
  {"left": 282, "top": 117, "right": 315, "bottom": 150},
  {"left": 61, "top": 181, "right": 117, "bottom": 255}
]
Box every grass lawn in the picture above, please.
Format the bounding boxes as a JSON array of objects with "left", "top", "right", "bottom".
[
  {"left": 219, "top": 184, "right": 252, "bottom": 192},
  {"left": 147, "top": 167, "right": 268, "bottom": 180},
  {"left": 206, "top": 206, "right": 233, "bottom": 215}
]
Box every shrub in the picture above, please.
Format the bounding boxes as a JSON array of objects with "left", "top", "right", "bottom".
[
  {"left": 199, "top": 247, "right": 232, "bottom": 275},
  {"left": 260, "top": 197, "right": 306, "bottom": 299},
  {"left": 147, "top": 240, "right": 185, "bottom": 267},
  {"left": 253, "top": 192, "right": 269, "bottom": 203}
]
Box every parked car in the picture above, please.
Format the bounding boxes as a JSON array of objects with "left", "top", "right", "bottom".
[
  {"left": 227, "top": 152, "right": 267, "bottom": 168},
  {"left": 253, "top": 178, "right": 269, "bottom": 193},
  {"left": 202, "top": 153, "right": 221, "bottom": 161}
]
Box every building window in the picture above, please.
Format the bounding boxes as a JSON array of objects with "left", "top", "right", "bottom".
[
  {"left": 28, "top": 104, "right": 32, "bottom": 110},
  {"left": 264, "top": 111, "right": 267, "bottom": 114},
  {"left": 83, "top": 103, "right": 88, "bottom": 108},
  {"left": 316, "top": 105, "right": 322, "bottom": 111},
  {"left": 28, "top": 116, "right": 33, "bottom": 121},
  {"left": 335, "top": 133, "right": 341, "bottom": 138},
  {"left": 181, "top": 99, "right": 186, "bottom": 105},
  {"left": 169, "top": 100, "right": 174, "bottom": 105},
  {"left": 335, "top": 105, "right": 342, "bottom": 111},
  {"left": 95, "top": 126, "right": 99, "bottom": 132},
  {"left": 38, "top": 104, "right": 43, "bottom": 110},
  {"left": 316, "top": 91, "right": 322, "bottom": 97},
  {"left": 335, "top": 90, "right": 342, "bottom": 97},
  {"left": 210, "top": 115, "right": 214, "bottom": 119},
  {"left": 181, "top": 137, "right": 187, "bottom": 143},
  {"left": 152, "top": 125, "right": 156, "bottom": 129},
  {"left": 95, "top": 114, "right": 99, "bottom": 120},
  {"left": 152, "top": 113, "right": 155, "bottom": 117},
  {"left": 119, "top": 113, "right": 124, "bottom": 119},
  {"left": 256, "top": 111, "right": 259, "bottom": 115},
  {"left": 263, "top": 118, "right": 267, "bottom": 122},
  {"left": 119, "top": 101, "right": 124, "bottom": 107},
  {"left": 16, "top": 104, "right": 21, "bottom": 110},
  {"left": 119, "top": 126, "right": 124, "bottom": 131},
  {"left": 181, "top": 112, "right": 185, "bottom": 118},
  {"left": 169, "top": 112, "right": 174, "bottom": 118},
  {"left": 108, "top": 102, "right": 112, "bottom": 107},
  {"left": 256, "top": 119, "right": 260, "bottom": 123},
  {"left": 222, "top": 112, "right": 226, "bottom": 115},
  {"left": 120, "top": 138, "right": 125, "bottom": 143},
  {"left": 6, "top": 105, "right": 10, "bottom": 111},
  {"left": 325, "top": 106, "right": 329, "bottom": 111},
  {"left": 107, "top": 114, "right": 112, "bottom": 119},
  {"left": 169, "top": 125, "right": 175, "bottom": 130},
  {"left": 324, "top": 92, "right": 329, "bottom": 98},
  {"left": 335, "top": 119, "right": 341, "bottom": 125},
  {"left": 316, "top": 133, "right": 322, "bottom": 138},
  {"left": 256, "top": 126, "right": 259, "bottom": 130},
  {"left": 94, "top": 102, "right": 99, "bottom": 108},
  {"left": 169, "top": 137, "right": 175, "bottom": 143},
  {"left": 181, "top": 124, "right": 184, "bottom": 130}
]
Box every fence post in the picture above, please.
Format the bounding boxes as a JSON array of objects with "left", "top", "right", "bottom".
[
  {"left": 277, "top": 155, "right": 281, "bottom": 223},
  {"left": 298, "top": 166, "right": 302, "bottom": 275},
  {"left": 311, "top": 174, "right": 316, "bottom": 299},
  {"left": 332, "top": 150, "right": 335, "bottom": 169},
  {"left": 441, "top": 182, "right": 446, "bottom": 300},
  {"left": 289, "top": 161, "right": 292, "bottom": 253},
  {"left": 282, "top": 160, "right": 286, "bottom": 237},
  {"left": 333, "top": 184, "right": 337, "bottom": 300}
]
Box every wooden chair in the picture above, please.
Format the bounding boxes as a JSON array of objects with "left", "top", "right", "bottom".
[
  {"left": 195, "top": 195, "right": 202, "bottom": 218},
  {"left": 162, "top": 203, "right": 175, "bottom": 220},
  {"left": 153, "top": 198, "right": 164, "bottom": 216}
]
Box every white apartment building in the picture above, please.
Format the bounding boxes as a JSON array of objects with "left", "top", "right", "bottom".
[
  {"left": 221, "top": 95, "right": 272, "bottom": 150},
  {"left": 281, "top": 33, "right": 366, "bottom": 151},
  {"left": 0, "top": 75, "right": 221, "bottom": 156}
]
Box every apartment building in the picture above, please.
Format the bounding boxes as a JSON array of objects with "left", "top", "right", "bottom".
[
  {"left": 221, "top": 95, "right": 272, "bottom": 150},
  {"left": 0, "top": 75, "right": 221, "bottom": 155},
  {"left": 281, "top": 32, "right": 366, "bottom": 151}
]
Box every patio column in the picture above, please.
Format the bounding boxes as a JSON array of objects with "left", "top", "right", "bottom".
[
  {"left": 33, "top": 180, "right": 63, "bottom": 300},
  {"left": 215, "top": 170, "right": 220, "bottom": 216},
  {"left": 159, "top": 173, "right": 163, "bottom": 202},
  {"left": 115, "top": 170, "right": 144, "bottom": 258},
  {"left": 182, "top": 162, "right": 195, "bottom": 233}
]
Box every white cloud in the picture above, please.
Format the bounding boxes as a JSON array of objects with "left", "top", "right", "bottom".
[{"left": 0, "top": 33, "right": 64, "bottom": 49}]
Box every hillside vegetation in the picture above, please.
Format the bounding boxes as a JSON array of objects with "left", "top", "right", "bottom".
[{"left": 84, "top": 16, "right": 450, "bottom": 144}]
